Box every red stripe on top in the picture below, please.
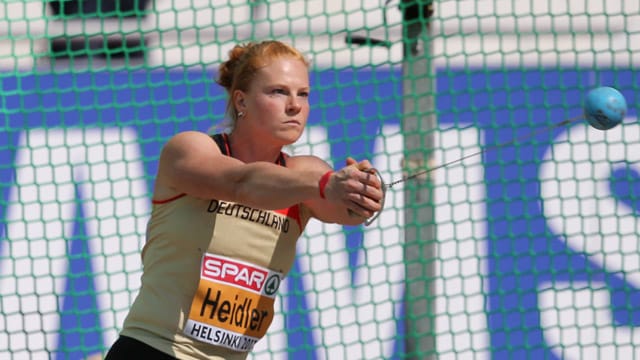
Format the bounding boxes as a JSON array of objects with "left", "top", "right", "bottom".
[
  {"left": 152, "top": 193, "right": 186, "bottom": 204},
  {"left": 274, "top": 205, "right": 302, "bottom": 230},
  {"left": 222, "top": 133, "right": 232, "bottom": 156}
]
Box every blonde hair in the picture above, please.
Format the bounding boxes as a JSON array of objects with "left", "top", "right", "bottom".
[{"left": 215, "top": 40, "right": 310, "bottom": 130}]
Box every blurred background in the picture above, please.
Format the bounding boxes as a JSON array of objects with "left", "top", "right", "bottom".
[{"left": 0, "top": 1, "right": 639, "bottom": 359}]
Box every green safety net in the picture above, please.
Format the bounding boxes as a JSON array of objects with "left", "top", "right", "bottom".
[{"left": 0, "top": 1, "right": 638, "bottom": 359}]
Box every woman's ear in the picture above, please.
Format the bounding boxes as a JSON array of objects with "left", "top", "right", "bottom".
[{"left": 233, "top": 90, "right": 246, "bottom": 112}]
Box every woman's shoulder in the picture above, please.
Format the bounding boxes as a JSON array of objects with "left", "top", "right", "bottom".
[
  {"left": 167, "top": 130, "right": 215, "bottom": 142},
  {"left": 160, "top": 131, "right": 219, "bottom": 153}
]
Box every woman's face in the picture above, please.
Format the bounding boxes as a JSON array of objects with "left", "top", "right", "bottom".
[{"left": 237, "top": 57, "right": 310, "bottom": 145}]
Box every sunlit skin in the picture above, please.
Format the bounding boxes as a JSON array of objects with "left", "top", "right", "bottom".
[
  {"left": 228, "top": 57, "right": 310, "bottom": 164},
  {"left": 107, "top": 41, "right": 384, "bottom": 360},
  {"left": 153, "top": 53, "right": 382, "bottom": 221}
]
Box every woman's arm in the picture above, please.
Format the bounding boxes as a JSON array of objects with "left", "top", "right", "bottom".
[{"left": 153, "top": 131, "right": 382, "bottom": 216}]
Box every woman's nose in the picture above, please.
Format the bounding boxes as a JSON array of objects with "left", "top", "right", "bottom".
[{"left": 287, "top": 97, "right": 301, "bottom": 113}]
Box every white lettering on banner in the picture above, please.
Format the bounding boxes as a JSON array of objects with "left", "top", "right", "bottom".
[
  {"left": 539, "top": 282, "right": 640, "bottom": 359},
  {"left": 433, "top": 127, "right": 489, "bottom": 360},
  {"left": 541, "top": 121, "right": 640, "bottom": 287},
  {"left": 295, "top": 125, "right": 489, "bottom": 359},
  {"left": 0, "top": 125, "right": 491, "bottom": 359},
  {"left": 0, "top": 128, "right": 149, "bottom": 359},
  {"left": 539, "top": 120, "right": 640, "bottom": 358}
]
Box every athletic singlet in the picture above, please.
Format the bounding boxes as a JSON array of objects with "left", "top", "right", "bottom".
[{"left": 119, "top": 133, "right": 312, "bottom": 359}]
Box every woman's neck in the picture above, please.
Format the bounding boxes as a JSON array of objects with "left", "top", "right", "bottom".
[{"left": 227, "top": 131, "right": 282, "bottom": 164}]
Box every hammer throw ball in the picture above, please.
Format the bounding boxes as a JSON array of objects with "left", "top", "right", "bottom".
[{"left": 583, "top": 86, "right": 628, "bottom": 130}]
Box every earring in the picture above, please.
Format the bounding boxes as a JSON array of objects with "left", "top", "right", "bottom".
[{"left": 237, "top": 111, "right": 245, "bottom": 118}]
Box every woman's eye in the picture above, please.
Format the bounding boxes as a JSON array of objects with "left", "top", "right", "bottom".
[{"left": 299, "top": 92, "right": 310, "bottom": 98}]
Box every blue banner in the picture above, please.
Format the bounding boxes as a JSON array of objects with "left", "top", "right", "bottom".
[{"left": 0, "top": 68, "right": 638, "bottom": 359}]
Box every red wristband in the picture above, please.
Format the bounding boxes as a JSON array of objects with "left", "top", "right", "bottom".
[{"left": 318, "top": 170, "right": 334, "bottom": 199}]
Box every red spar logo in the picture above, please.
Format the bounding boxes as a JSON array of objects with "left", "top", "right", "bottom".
[{"left": 201, "top": 254, "right": 268, "bottom": 292}]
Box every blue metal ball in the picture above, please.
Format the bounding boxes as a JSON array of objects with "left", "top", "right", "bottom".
[{"left": 583, "top": 86, "right": 627, "bottom": 130}]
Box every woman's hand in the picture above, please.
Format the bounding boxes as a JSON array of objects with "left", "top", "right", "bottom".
[{"left": 322, "top": 157, "right": 384, "bottom": 219}]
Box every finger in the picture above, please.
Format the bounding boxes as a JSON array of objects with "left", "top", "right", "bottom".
[
  {"left": 341, "top": 173, "right": 381, "bottom": 199},
  {"left": 345, "top": 193, "right": 383, "bottom": 213},
  {"left": 363, "top": 185, "right": 383, "bottom": 202},
  {"left": 353, "top": 179, "right": 383, "bottom": 202},
  {"left": 347, "top": 204, "right": 374, "bottom": 219},
  {"left": 348, "top": 197, "right": 381, "bottom": 217},
  {"left": 355, "top": 169, "right": 382, "bottom": 189},
  {"left": 357, "top": 159, "right": 373, "bottom": 170},
  {"left": 342, "top": 175, "right": 375, "bottom": 197},
  {"left": 345, "top": 157, "right": 358, "bottom": 166}
]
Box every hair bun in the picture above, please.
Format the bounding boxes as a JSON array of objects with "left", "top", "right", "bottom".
[{"left": 216, "top": 43, "right": 255, "bottom": 91}]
